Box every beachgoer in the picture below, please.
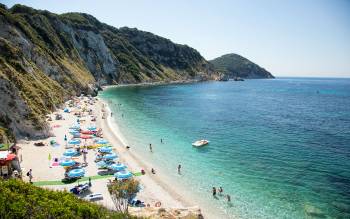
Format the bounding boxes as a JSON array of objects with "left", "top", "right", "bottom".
[
  {"left": 226, "top": 194, "right": 231, "bottom": 202},
  {"left": 218, "top": 187, "right": 223, "bottom": 195},
  {"left": 141, "top": 169, "right": 145, "bottom": 175},
  {"left": 177, "top": 164, "right": 181, "bottom": 174},
  {"left": 111, "top": 112, "right": 113, "bottom": 117},
  {"left": 88, "top": 177, "right": 92, "bottom": 187},
  {"left": 83, "top": 152, "right": 87, "bottom": 164},
  {"left": 27, "top": 169, "right": 33, "bottom": 183},
  {"left": 151, "top": 168, "right": 156, "bottom": 174},
  {"left": 160, "top": 138, "right": 163, "bottom": 143},
  {"left": 149, "top": 144, "right": 153, "bottom": 152},
  {"left": 126, "top": 146, "right": 130, "bottom": 150},
  {"left": 212, "top": 187, "right": 217, "bottom": 196}
]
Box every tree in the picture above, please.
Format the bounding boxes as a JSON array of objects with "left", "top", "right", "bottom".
[{"left": 107, "top": 179, "right": 140, "bottom": 213}]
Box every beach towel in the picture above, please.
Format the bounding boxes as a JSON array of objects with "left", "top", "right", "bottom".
[
  {"left": 51, "top": 161, "right": 60, "bottom": 167},
  {"left": 52, "top": 143, "right": 60, "bottom": 147},
  {"left": 132, "top": 172, "right": 143, "bottom": 177}
]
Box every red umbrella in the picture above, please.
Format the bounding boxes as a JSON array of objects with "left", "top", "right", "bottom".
[
  {"left": 81, "top": 130, "right": 94, "bottom": 135},
  {"left": 80, "top": 135, "right": 92, "bottom": 139}
]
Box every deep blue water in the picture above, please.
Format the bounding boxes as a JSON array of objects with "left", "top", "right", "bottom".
[{"left": 100, "top": 78, "right": 350, "bottom": 218}]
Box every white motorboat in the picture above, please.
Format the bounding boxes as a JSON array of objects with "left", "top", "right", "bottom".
[{"left": 192, "top": 139, "right": 209, "bottom": 147}]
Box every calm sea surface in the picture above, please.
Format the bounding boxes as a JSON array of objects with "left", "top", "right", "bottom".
[{"left": 100, "top": 78, "right": 350, "bottom": 219}]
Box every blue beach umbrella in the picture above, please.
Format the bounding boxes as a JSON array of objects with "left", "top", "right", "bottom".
[
  {"left": 114, "top": 171, "right": 132, "bottom": 180},
  {"left": 98, "top": 146, "right": 112, "bottom": 153},
  {"left": 87, "top": 126, "right": 97, "bottom": 131},
  {"left": 63, "top": 149, "right": 78, "bottom": 157},
  {"left": 69, "top": 130, "right": 79, "bottom": 134},
  {"left": 68, "top": 139, "right": 81, "bottom": 145},
  {"left": 96, "top": 139, "right": 108, "bottom": 144},
  {"left": 96, "top": 160, "right": 108, "bottom": 168},
  {"left": 67, "top": 168, "right": 85, "bottom": 178},
  {"left": 109, "top": 163, "right": 126, "bottom": 171},
  {"left": 69, "top": 124, "right": 80, "bottom": 130},
  {"left": 59, "top": 159, "right": 76, "bottom": 167},
  {"left": 103, "top": 152, "right": 118, "bottom": 160}
]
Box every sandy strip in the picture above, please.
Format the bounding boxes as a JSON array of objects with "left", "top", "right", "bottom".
[
  {"left": 97, "top": 100, "right": 189, "bottom": 208},
  {"left": 17, "top": 97, "right": 205, "bottom": 217}
]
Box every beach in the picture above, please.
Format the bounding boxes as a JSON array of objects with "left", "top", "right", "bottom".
[{"left": 17, "top": 96, "right": 202, "bottom": 218}]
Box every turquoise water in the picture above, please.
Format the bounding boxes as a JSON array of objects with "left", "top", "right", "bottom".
[{"left": 100, "top": 78, "right": 350, "bottom": 219}]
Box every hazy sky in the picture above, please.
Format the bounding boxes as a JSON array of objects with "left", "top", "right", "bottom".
[{"left": 3, "top": 0, "right": 350, "bottom": 77}]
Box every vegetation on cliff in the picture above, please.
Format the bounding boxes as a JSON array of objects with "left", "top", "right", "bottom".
[
  {"left": 210, "top": 53, "right": 274, "bottom": 79},
  {"left": 0, "top": 179, "right": 136, "bottom": 218},
  {"left": 0, "top": 3, "right": 212, "bottom": 141}
]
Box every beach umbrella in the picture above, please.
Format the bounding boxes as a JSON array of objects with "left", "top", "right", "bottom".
[
  {"left": 69, "top": 129, "right": 79, "bottom": 134},
  {"left": 63, "top": 149, "right": 78, "bottom": 157},
  {"left": 67, "top": 168, "right": 85, "bottom": 178},
  {"left": 103, "top": 152, "right": 118, "bottom": 160},
  {"left": 96, "top": 139, "right": 108, "bottom": 144},
  {"left": 81, "top": 130, "right": 94, "bottom": 135},
  {"left": 59, "top": 159, "right": 76, "bottom": 167},
  {"left": 80, "top": 135, "right": 92, "bottom": 139},
  {"left": 109, "top": 163, "right": 126, "bottom": 171},
  {"left": 69, "top": 124, "right": 80, "bottom": 130},
  {"left": 96, "top": 160, "right": 108, "bottom": 168},
  {"left": 87, "top": 126, "right": 97, "bottom": 131},
  {"left": 114, "top": 171, "right": 132, "bottom": 180},
  {"left": 98, "top": 146, "right": 112, "bottom": 153},
  {"left": 68, "top": 139, "right": 81, "bottom": 145}
]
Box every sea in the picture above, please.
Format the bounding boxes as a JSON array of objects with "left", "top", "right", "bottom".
[{"left": 99, "top": 77, "right": 350, "bottom": 219}]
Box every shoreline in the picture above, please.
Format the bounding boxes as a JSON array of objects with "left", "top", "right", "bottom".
[
  {"left": 101, "top": 79, "right": 202, "bottom": 90},
  {"left": 99, "top": 99, "right": 224, "bottom": 219},
  {"left": 99, "top": 100, "right": 196, "bottom": 208}
]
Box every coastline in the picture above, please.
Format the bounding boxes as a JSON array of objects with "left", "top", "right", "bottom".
[
  {"left": 101, "top": 79, "right": 202, "bottom": 90},
  {"left": 99, "top": 99, "right": 227, "bottom": 219},
  {"left": 98, "top": 100, "right": 193, "bottom": 208}
]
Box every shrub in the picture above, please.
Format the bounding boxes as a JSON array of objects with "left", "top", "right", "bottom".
[{"left": 0, "top": 179, "right": 137, "bottom": 219}]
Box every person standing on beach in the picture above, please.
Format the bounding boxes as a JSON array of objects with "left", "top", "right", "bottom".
[
  {"left": 83, "top": 151, "right": 87, "bottom": 165},
  {"left": 177, "top": 164, "right": 181, "bottom": 174},
  {"left": 27, "top": 169, "right": 33, "bottom": 183},
  {"left": 64, "top": 134, "right": 67, "bottom": 147},
  {"left": 149, "top": 144, "right": 153, "bottom": 152}
]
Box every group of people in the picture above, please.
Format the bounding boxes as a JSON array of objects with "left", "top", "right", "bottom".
[{"left": 212, "top": 186, "right": 231, "bottom": 203}]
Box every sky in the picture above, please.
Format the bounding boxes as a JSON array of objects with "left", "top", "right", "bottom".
[{"left": 2, "top": 0, "right": 350, "bottom": 77}]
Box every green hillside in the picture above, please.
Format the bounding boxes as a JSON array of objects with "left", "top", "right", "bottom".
[
  {"left": 210, "top": 53, "right": 274, "bottom": 79},
  {"left": 0, "top": 4, "right": 213, "bottom": 141}
]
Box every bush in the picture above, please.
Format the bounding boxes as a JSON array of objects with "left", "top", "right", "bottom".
[{"left": 0, "top": 179, "right": 137, "bottom": 219}]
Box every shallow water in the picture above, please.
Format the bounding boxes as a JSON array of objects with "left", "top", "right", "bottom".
[{"left": 100, "top": 78, "right": 350, "bottom": 218}]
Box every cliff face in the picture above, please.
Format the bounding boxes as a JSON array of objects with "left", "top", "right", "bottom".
[
  {"left": 210, "top": 53, "right": 274, "bottom": 79},
  {"left": 0, "top": 4, "right": 213, "bottom": 140}
]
